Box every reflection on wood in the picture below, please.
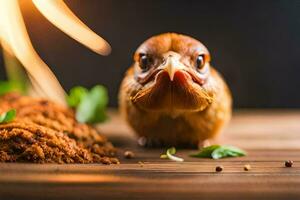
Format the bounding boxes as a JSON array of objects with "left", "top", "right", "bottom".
[{"left": 0, "top": 110, "right": 299, "bottom": 200}]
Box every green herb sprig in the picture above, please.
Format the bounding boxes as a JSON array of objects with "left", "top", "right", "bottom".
[
  {"left": 160, "top": 147, "right": 184, "bottom": 162},
  {"left": 0, "top": 109, "right": 16, "bottom": 124},
  {"left": 66, "top": 85, "right": 109, "bottom": 124},
  {"left": 191, "top": 145, "right": 246, "bottom": 159}
]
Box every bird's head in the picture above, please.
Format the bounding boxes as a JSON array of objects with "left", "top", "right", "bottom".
[{"left": 129, "top": 33, "right": 217, "bottom": 114}]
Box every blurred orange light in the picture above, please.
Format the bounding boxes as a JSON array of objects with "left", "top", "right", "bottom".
[
  {"left": 32, "top": 0, "right": 111, "bottom": 55},
  {"left": 0, "top": 0, "right": 111, "bottom": 104}
]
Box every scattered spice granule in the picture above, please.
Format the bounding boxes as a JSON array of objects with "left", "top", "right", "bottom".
[
  {"left": 124, "top": 151, "right": 135, "bottom": 159},
  {"left": 244, "top": 164, "right": 251, "bottom": 171},
  {"left": 215, "top": 165, "right": 223, "bottom": 172},
  {"left": 0, "top": 93, "right": 118, "bottom": 164},
  {"left": 137, "top": 137, "right": 147, "bottom": 147},
  {"left": 110, "top": 158, "right": 120, "bottom": 164},
  {"left": 285, "top": 160, "right": 293, "bottom": 167},
  {"left": 138, "top": 161, "right": 144, "bottom": 167}
]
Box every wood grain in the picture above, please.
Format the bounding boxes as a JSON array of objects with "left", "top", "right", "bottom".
[{"left": 0, "top": 110, "right": 299, "bottom": 200}]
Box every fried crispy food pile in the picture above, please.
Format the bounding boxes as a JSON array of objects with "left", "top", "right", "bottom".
[{"left": 0, "top": 93, "right": 119, "bottom": 164}]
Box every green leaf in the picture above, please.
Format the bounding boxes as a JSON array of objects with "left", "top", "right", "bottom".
[
  {"left": 75, "top": 85, "right": 109, "bottom": 123},
  {"left": 66, "top": 86, "right": 88, "bottom": 107},
  {"left": 190, "top": 145, "right": 246, "bottom": 159},
  {"left": 190, "top": 145, "right": 220, "bottom": 158},
  {"left": 0, "top": 109, "right": 16, "bottom": 124},
  {"left": 0, "top": 81, "right": 25, "bottom": 96},
  {"left": 211, "top": 145, "right": 246, "bottom": 159},
  {"left": 3, "top": 49, "right": 29, "bottom": 95}
]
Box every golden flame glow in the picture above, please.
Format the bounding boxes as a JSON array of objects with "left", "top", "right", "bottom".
[
  {"left": 0, "top": 0, "right": 111, "bottom": 104},
  {"left": 0, "top": 0, "right": 66, "bottom": 104},
  {"left": 32, "top": 0, "right": 111, "bottom": 55}
]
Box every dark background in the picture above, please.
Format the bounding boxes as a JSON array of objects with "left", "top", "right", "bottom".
[{"left": 1, "top": 0, "right": 300, "bottom": 108}]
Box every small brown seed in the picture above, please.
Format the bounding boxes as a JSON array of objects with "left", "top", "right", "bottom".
[
  {"left": 285, "top": 160, "right": 293, "bottom": 167},
  {"left": 215, "top": 165, "right": 223, "bottom": 172},
  {"left": 138, "top": 161, "right": 144, "bottom": 167},
  {"left": 244, "top": 164, "right": 251, "bottom": 171},
  {"left": 124, "top": 151, "right": 135, "bottom": 159}
]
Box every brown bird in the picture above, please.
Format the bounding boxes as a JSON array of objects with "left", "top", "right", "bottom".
[{"left": 119, "top": 33, "right": 232, "bottom": 148}]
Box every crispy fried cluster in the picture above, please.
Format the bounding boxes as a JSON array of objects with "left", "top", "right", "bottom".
[{"left": 0, "top": 93, "right": 119, "bottom": 164}]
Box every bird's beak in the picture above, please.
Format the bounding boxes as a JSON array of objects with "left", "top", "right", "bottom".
[{"left": 161, "top": 54, "right": 185, "bottom": 81}]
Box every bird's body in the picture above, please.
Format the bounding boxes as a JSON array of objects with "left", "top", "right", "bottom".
[{"left": 119, "top": 33, "right": 232, "bottom": 148}]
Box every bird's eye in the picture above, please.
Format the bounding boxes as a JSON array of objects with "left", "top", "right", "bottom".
[
  {"left": 139, "top": 54, "right": 151, "bottom": 72},
  {"left": 195, "top": 55, "right": 205, "bottom": 70}
]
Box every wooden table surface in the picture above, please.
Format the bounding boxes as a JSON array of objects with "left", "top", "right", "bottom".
[{"left": 0, "top": 110, "right": 299, "bottom": 200}]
